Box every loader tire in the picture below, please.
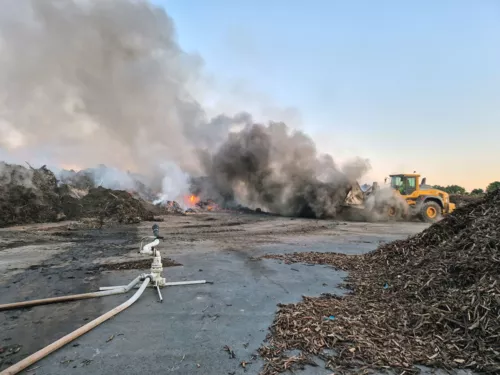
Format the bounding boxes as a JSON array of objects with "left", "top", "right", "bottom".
[
  {"left": 387, "top": 205, "right": 399, "bottom": 220},
  {"left": 420, "top": 201, "right": 442, "bottom": 223},
  {"left": 383, "top": 203, "right": 404, "bottom": 221},
  {"left": 384, "top": 196, "right": 409, "bottom": 221}
]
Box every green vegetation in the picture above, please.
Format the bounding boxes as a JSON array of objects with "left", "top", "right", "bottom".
[
  {"left": 432, "top": 185, "right": 466, "bottom": 195},
  {"left": 486, "top": 181, "right": 500, "bottom": 193},
  {"left": 429, "top": 181, "right": 499, "bottom": 195}
]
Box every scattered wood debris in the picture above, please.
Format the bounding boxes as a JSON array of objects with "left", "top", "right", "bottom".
[
  {"left": 259, "top": 189, "right": 500, "bottom": 374},
  {"left": 81, "top": 359, "right": 93, "bottom": 366},
  {"left": 261, "top": 252, "right": 359, "bottom": 271},
  {"left": 223, "top": 345, "right": 236, "bottom": 359},
  {"left": 0, "top": 344, "right": 22, "bottom": 368},
  {"left": 450, "top": 193, "right": 483, "bottom": 207}
]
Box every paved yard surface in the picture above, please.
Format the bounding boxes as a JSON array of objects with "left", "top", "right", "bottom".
[{"left": 0, "top": 213, "right": 429, "bottom": 374}]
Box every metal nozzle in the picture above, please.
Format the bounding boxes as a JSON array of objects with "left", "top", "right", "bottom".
[{"left": 152, "top": 223, "right": 160, "bottom": 238}]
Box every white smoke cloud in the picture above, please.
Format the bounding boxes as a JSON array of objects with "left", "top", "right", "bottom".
[
  {"left": 153, "top": 161, "right": 190, "bottom": 206},
  {"left": 0, "top": 0, "right": 247, "bottom": 192},
  {"left": 0, "top": 0, "right": 374, "bottom": 217},
  {"left": 0, "top": 120, "right": 25, "bottom": 149}
]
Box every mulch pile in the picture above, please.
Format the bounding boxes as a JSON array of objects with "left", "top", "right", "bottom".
[
  {"left": 77, "top": 187, "right": 157, "bottom": 224},
  {"left": 450, "top": 193, "right": 483, "bottom": 207},
  {"left": 59, "top": 166, "right": 160, "bottom": 202},
  {"left": 0, "top": 162, "right": 63, "bottom": 227},
  {"left": 196, "top": 199, "right": 219, "bottom": 211},
  {"left": 259, "top": 189, "right": 500, "bottom": 374},
  {"left": 156, "top": 200, "right": 186, "bottom": 215},
  {"left": 0, "top": 163, "right": 162, "bottom": 227}
]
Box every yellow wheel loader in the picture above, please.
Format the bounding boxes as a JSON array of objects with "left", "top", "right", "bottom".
[
  {"left": 387, "top": 174, "right": 455, "bottom": 223},
  {"left": 341, "top": 174, "right": 455, "bottom": 223}
]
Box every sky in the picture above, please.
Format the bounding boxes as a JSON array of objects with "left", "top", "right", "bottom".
[{"left": 152, "top": 0, "right": 500, "bottom": 191}]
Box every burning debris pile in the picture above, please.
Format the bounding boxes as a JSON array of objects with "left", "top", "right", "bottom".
[
  {"left": 199, "top": 122, "right": 370, "bottom": 219},
  {"left": 59, "top": 166, "right": 158, "bottom": 202},
  {"left": 0, "top": 0, "right": 375, "bottom": 222},
  {"left": 0, "top": 162, "right": 167, "bottom": 227},
  {"left": 157, "top": 200, "right": 185, "bottom": 215},
  {"left": 194, "top": 199, "right": 218, "bottom": 211},
  {"left": 259, "top": 189, "right": 500, "bottom": 374},
  {"left": 0, "top": 160, "right": 270, "bottom": 228}
]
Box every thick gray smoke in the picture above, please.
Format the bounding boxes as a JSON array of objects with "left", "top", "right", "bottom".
[
  {"left": 0, "top": 0, "right": 250, "bottom": 198},
  {"left": 0, "top": 0, "right": 373, "bottom": 216},
  {"left": 201, "top": 122, "right": 371, "bottom": 218}
]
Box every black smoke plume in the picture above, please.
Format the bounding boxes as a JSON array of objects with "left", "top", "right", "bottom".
[
  {"left": 199, "top": 122, "right": 371, "bottom": 218},
  {"left": 0, "top": 0, "right": 372, "bottom": 215}
]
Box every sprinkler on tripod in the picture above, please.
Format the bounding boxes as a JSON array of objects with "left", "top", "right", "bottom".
[
  {"left": 0, "top": 224, "right": 211, "bottom": 375},
  {"left": 100, "top": 223, "right": 209, "bottom": 302}
]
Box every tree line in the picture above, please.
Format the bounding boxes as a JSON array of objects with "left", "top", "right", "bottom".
[{"left": 431, "top": 181, "right": 500, "bottom": 195}]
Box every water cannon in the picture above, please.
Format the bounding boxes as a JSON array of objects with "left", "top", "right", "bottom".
[
  {"left": 0, "top": 221, "right": 209, "bottom": 374},
  {"left": 140, "top": 224, "right": 164, "bottom": 255},
  {"left": 152, "top": 223, "right": 163, "bottom": 239},
  {"left": 134, "top": 223, "right": 208, "bottom": 302}
]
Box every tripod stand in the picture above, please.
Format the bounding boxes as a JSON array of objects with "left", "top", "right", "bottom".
[{"left": 99, "top": 224, "right": 209, "bottom": 302}]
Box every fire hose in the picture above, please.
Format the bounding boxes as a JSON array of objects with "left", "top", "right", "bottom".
[
  {"left": 0, "top": 275, "right": 145, "bottom": 312},
  {"left": 0, "top": 277, "right": 151, "bottom": 375},
  {"left": 0, "top": 224, "right": 208, "bottom": 374}
]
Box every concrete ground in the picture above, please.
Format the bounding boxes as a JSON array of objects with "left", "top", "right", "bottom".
[{"left": 0, "top": 213, "right": 429, "bottom": 374}]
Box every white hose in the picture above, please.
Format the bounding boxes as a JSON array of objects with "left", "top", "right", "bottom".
[
  {"left": 0, "top": 275, "right": 145, "bottom": 311},
  {"left": 0, "top": 277, "right": 151, "bottom": 375}
]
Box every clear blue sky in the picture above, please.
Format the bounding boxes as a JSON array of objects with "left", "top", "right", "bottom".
[{"left": 153, "top": 0, "right": 500, "bottom": 190}]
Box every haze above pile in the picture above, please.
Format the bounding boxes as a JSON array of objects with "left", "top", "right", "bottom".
[
  {"left": 0, "top": 0, "right": 371, "bottom": 214},
  {"left": 158, "top": 0, "right": 500, "bottom": 191},
  {"left": 0, "top": 0, "right": 252, "bottom": 181}
]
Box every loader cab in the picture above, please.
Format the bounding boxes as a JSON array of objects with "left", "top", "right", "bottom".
[{"left": 390, "top": 174, "right": 419, "bottom": 196}]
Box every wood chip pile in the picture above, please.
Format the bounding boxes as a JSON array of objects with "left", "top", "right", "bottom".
[
  {"left": 259, "top": 189, "right": 500, "bottom": 374},
  {"left": 450, "top": 193, "right": 483, "bottom": 207},
  {"left": 0, "top": 162, "right": 63, "bottom": 227},
  {"left": 0, "top": 162, "right": 172, "bottom": 227}
]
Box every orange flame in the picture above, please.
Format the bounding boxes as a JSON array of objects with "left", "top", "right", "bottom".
[{"left": 184, "top": 194, "right": 200, "bottom": 207}]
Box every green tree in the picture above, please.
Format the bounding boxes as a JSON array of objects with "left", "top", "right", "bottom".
[
  {"left": 432, "top": 185, "right": 446, "bottom": 191},
  {"left": 486, "top": 181, "right": 500, "bottom": 193},
  {"left": 433, "top": 185, "right": 467, "bottom": 194},
  {"left": 470, "top": 188, "right": 484, "bottom": 195},
  {"left": 447, "top": 185, "right": 467, "bottom": 194}
]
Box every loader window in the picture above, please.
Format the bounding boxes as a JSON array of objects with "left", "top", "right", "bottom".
[
  {"left": 405, "top": 177, "right": 416, "bottom": 194},
  {"left": 391, "top": 176, "right": 416, "bottom": 194},
  {"left": 391, "top": 176, "right": 403, "bottom": 189}
]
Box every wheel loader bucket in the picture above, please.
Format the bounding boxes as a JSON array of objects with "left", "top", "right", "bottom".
[{"left": 344, "top": 182, "right": 365, "bottom": 206}]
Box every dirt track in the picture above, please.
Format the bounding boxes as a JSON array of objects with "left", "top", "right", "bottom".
[{"left": 0, "top": 212, "right": 429, "bottom": 374}]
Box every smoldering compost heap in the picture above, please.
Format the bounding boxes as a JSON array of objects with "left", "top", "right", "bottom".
[
  {"left": 0, "top": 162, "right": 63, "bottom": 227},
  {"left": 0, "top": 162, "right": 169, "bottom": 227},
  {"left": 199, "top": 122, "right": 369, "bottom": 219},
  {"left": 58, "top": 166, "right": 160, "bottom": 202},
  {"left": 0, "top": 1, "right": 372, "bottom": 223},
  {"left": 259, "top": 189, "right": 500, "bottom": 374}
]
